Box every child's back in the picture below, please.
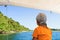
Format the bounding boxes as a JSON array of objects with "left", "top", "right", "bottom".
[{"left": 33, "top": 25, "right": 52, "bottom": 40}]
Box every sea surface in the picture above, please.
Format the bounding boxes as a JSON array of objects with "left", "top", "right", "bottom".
[{"left": 0, "top": 31, "right": 60, "bottom": 40}]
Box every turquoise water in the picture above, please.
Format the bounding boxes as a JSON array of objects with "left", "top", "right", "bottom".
[{"left": 0, "top": 31, "right": 60, "bottom": 40}]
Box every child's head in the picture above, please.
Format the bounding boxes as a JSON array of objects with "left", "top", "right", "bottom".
[{"left": 36, "top": 13, "right": 47, "bottom": 26}]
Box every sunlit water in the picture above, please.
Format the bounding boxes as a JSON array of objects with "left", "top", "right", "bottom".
[{"left": 0, "top": 31, "right": 60, "bottom": 40}]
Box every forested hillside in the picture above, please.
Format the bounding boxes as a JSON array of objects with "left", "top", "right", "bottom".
[{"left": 0, "top": 11, "right": 30, "bottom": 34}]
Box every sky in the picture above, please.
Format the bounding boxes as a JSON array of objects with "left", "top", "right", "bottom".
[{"left": 0, "top": 6, "right": 60, "bottom": 30}]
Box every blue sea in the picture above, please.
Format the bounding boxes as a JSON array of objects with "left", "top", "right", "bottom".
[
  {"left": 0, "top": 31, "right": 60, "bottom": 40},
  {"left": 7, "top": 31, "right": 60, "bottom": 40}
]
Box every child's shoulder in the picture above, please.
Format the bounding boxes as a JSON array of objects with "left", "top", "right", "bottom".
[{"left": 34, "top": 26, "right": 42, "bottom": 31}]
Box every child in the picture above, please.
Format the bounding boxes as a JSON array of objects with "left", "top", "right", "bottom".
[{"left": 32, "top": 13, "right": 52, "bottom": 40}]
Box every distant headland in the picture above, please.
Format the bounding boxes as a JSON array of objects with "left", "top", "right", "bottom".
[
  {"left": 51, "top": 29, "right": 60, "bottom": 31},
  {"left": 0, "top": 11, "right": 31, "bottom": 34}
]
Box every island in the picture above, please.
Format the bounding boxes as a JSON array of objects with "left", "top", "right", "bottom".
[
  {"left": 0, "top": 11, "right": 31, "bottom": 34},
  {"left": 51, "top": 29, "right": 60, "bottom": 31}
]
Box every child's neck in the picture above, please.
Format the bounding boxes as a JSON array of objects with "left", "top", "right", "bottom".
[{"left": 38, "top": 25, "right": 48, "bottom": 28}]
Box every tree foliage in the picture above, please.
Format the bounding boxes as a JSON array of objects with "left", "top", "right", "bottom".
[{"left": 0, "top": 12, "right": 30, "bottom": 34}]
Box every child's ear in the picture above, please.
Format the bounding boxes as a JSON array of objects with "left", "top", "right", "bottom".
[
  {"left": 36, "top": 20, "right": 40, "bottom": 25},
  {"left": 36, "top": 20, "right": 38, "bottom": 25}
]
